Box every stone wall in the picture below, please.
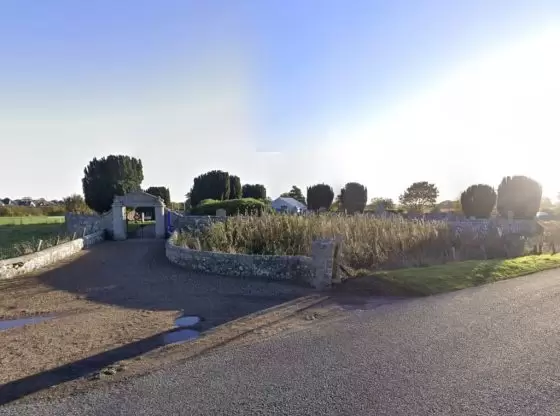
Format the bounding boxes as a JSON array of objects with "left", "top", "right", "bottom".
[
  {"left": 166, "top": 233, "right": 338, "bottom": 289},
  {"left": 65, "top": 212, "right": 112, "bottom": 235},
  {"left": 0, "top": 230, "right": 105, "bottom": 280},
  {"left": 168, "top": 213, "right": 224, "bottom": 233},
  {"left": 448, "top": 218, "right": 542, "bottom": 237}
]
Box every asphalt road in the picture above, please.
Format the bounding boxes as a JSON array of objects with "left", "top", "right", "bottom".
[{"left": 2, "top": 269, "right": 560, "bottom": 415}]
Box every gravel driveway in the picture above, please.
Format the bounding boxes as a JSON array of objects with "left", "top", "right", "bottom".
[{"left": 0, "top": 239, "right": 310, "bottom": 387}]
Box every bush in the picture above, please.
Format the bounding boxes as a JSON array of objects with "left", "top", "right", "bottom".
[
  {"left": 189, "top": 170, "right": 230, "bottom": 206},
  {"left": 189, "top": 198, "right": 268, "bottom": 216},
  {"left": 199, "top": 199, "right": 220, "bottom": 205},
  {"left": 242, "top": 184, "right": 267, "bottom": 200},
  {"left": 228, "top": 175, "right": 242, "bottom": 199},
  {"left": 82, "top": 155, "right": 144, "bottom": 213},
  {"left": 341, "top": 182, "right": 368, "bottom": 214},
  {"left": 460, "top": 184, "right": 496, "bottom": 218},
  {"left": 497, "top": 176, "right": 542, "bottom": 219},
  {"left": 307, "top": 184, "right": 334, "bottom": 211},
  {"left": 145, "top": 186, "right": 171, "bottom": 206},
  {"left": 63, "top": 194, "right": 93, "bottom": 214}
]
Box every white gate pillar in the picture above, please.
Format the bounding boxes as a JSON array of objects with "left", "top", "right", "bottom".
[
  {"left": 154, "top": 199, "right": 166, "bottom": 238},
  {"left": 112, "top": 200, "right": 127, "bottom": 240}
]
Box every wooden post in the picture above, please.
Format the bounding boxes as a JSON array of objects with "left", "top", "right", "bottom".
[
  {"left": 36, "top": 240, "right": 43, "bottom": 252},
  {"left": 56, "top": 236, "right": 60, "bottom": 245}
]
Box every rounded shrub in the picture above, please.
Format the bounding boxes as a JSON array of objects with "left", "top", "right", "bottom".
[
  {"left": 190, "top": 198, "right": 268, "bottom": 216},
  {"left": 497, "top": 176, "right": 542, "bottom": 219},
  {"left": 460, "top": 184, "right": 496, "bottom": 219}
]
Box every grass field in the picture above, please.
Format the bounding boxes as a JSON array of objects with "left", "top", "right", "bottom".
[
  {"left": 0, "top": 216, "right": 69, "bottom": 260},
  {"left": 0, "top": 216, "right": 65, "bottom": 225},
  {"left": 351, "top": 254, "right": 560, "bottom": 296}
]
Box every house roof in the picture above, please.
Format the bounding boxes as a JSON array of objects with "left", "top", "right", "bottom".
[{"left": 273, "top": 197, "right": 307, "bottom": 209}]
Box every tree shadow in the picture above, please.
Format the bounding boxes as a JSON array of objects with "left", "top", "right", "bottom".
[{"left": 0, "top": 328, "right": 186, "bottom": 405}]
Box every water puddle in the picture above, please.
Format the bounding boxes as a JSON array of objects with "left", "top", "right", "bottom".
[
  {"left": 161, "top": 315, "right": 201, "bottom": 345},
  {"left": 0, "top": 316, "right": 54, "bottom": 331},
  {"left": 175, "top": 315, "right": 200, "bottom": 327},
  {"left": 162, "top": 329, "right": 199, "bottom": 345}
]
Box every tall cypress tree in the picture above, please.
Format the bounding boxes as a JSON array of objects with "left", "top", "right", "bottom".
[{"left": 82, "top": 155, "right": 144, "bottom": 213}]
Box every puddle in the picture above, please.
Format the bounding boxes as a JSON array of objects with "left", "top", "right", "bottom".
[
  {"left": 175, "top": 315, "right": 200, "bottom": 327},
  {"left": 1, "top": 314, "right": 202, "bottom": 404},
  {"left": 0, "top": 316, "right": 54, "bottom": 331},
  {"left": 162, "top": 329, "right": 199, "bottom": 345},
  {"left": 162, "top": 315, "right": 201, "bottom": 345}
]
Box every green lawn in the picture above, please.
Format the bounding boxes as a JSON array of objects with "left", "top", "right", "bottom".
[
  {"left": 352, "top": 254, "right": 560, "bottom": 296},
  {"left": 127, "top": 220, "right": 155, "bottom": 233},
  {"left": 0, "top": 216, "right": 65, "bottom": 225},
  {"left": 0, "top": 218, "right": 69, "bottom": 260}
]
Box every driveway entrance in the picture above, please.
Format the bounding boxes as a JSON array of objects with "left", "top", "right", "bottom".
[
  {"left": 110, "top": 191, "right": 166, "bottom": 240},
  {"left": 0, "top": 239, "right": 311, "bottom": 402}
]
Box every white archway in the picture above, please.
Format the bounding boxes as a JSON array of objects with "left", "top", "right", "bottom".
[{"left": 111, "top": 191, "right": 166, "bottom": 240}]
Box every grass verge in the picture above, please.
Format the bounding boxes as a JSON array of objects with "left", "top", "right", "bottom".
[{"left": 350, "top": 254, "right": 560, "bottom": 296}]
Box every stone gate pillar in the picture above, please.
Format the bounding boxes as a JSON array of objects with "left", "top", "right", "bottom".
[
  {"left": 310, "top": 238, "right": 336, "bottom": 289},
  {"left": 112, "top": 199, "right": 126, "bottom": 240},
  {"left": 154, "top": 199, "right": 165, "bottom": 238}
]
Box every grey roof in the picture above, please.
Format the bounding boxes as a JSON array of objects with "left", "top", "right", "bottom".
[{"left": 273, "top": 197, "right": 307, "bottom": 209}]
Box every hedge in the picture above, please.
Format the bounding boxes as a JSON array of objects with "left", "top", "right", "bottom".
[{"left": 190, "top": 198, "right": 268, "bottom": 216}]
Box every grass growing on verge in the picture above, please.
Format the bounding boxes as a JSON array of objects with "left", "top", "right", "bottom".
[{"left": 359, "top": 254, "right": 560, "bottom": 296}]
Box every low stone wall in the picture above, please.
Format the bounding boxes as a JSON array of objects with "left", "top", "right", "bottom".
[
  {"left": 0, "top": 230, "right": 105, "bottom": 280},
  {"left": 65, "top": 212, "right": 112, "bottom": 235},
  {"left": 166, "top": 233, "right": 337, "bottom": 289},
  {"left": 65, "top": 213, "right": 101, "bottom": 234},
  {"left": 448, "top": 218, "right": 543, "bottom": 237},
  {"left": 170, "top": 214, "right": 225, "bottom": 233}
]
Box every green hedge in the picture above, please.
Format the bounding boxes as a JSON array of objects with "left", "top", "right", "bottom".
[{"left": 190, "top": 198, "right": 268, "bottom": 216}]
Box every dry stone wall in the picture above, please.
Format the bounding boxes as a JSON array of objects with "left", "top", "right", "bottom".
[{"left": 166, "top": 232, "right": 338, "bottom": 289}]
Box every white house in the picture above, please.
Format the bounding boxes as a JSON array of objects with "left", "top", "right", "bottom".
[{"left": 271, "top": 197, "right": 307, "bottom": 214}]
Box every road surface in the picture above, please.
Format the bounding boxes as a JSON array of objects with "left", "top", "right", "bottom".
[{"left": 2, "top": 269, "right": 560, "bottom": 415}]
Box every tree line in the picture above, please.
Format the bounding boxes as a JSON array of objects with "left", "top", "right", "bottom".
[{"left": 77, "top": 155, "right": 555, "bottom": 219}]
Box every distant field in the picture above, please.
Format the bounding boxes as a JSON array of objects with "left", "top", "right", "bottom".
[
  {"left": 0, "top": 216, "right": 65, "bottom": 225},
  {"left": 0, "top": 217, "right": 69, "bottom": 260}
]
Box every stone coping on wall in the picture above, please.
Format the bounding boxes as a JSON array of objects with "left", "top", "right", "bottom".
[
  {"left": 0, "top": 230, "right": 105, "bottom": 280},
  {"left": 165, "top": 233, "right": 336, "bottom": 289}
]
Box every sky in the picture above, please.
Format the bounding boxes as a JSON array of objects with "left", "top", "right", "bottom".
[{"left": 1, "top": 0, "right": 559, "bottom": 202}]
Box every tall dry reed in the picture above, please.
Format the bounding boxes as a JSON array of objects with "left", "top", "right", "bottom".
[{"left": 175, "top": 214, "right": 459, "bottom": 270}]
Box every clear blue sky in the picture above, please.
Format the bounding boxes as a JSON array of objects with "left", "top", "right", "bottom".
[{"left": 1, "top": 0, "right": 559, "bottom": 202}]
